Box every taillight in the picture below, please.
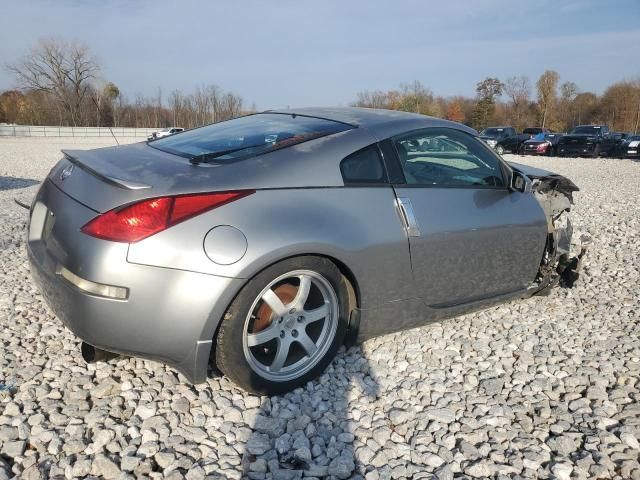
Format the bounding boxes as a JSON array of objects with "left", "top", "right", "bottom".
[{"left": 81, "top": 190, "right": 253, "bottom": 243}]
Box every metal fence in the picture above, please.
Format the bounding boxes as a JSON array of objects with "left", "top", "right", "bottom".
[{"left": 0, "top": 125, "right": 158, "bottom": 138}]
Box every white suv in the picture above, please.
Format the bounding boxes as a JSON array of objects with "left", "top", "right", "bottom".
[{"left": 148, "top": 127, "right": 184, "bottom": 140}]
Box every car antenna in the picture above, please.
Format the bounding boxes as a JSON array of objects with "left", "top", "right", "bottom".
[
  {"left": 109, "top": 127, "right": 120, "bottom": 146},
  {"left": 92, "top": 94, "right": 120, "bottom": 145}
]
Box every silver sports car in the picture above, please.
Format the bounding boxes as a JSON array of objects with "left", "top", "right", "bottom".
[{"left": 27, "top": 108, "right": 584, "bottom": 395}]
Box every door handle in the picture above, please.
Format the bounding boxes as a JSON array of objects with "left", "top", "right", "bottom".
[{"left": 395, "top": 197, "right": 421, "bottom": 237}]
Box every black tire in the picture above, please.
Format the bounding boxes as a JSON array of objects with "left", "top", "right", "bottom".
[
  {"left": 592, "top": 144, "right": 601, "bottom": 158},
  {"left": 215, "top": 256, "right": 349, "bottom": 395}
]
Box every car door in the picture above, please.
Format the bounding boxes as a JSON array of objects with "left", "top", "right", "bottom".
[
  {"left": 502, "top": 134, "right": 517, "bottom": 151},
  {"left": 387, "top": 127, "right": 547, "bottom": 307},
  {"left": 601, "top": 128, "right": 616, "bottom": 154}
]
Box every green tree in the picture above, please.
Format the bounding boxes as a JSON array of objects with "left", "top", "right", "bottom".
[
  {"left": 103, "top": 82, "right": 120, "bottom": 126},
  {"left": 471, "top": 77, "right": 503, "bottom": 130}
]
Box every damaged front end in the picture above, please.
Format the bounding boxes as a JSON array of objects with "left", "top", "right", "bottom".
[{"left": 510, "top": 163, "right": 589, "bottom": 294}]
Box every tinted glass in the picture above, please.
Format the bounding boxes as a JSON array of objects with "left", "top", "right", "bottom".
[
  {"left": 480, "top": 128, "right": 505, "bottom": 137},
  {"left": 150, "top": 113, "right": 353, "bottom": 161},
  {"left": 340, "top": 146, "right": 386, "bottom": 184},
  {"left": 571, "top": 126, "right": 601, "bottom": 135},
  {"left": 393, "top": 128, "right": 505, "bottom": 187}
]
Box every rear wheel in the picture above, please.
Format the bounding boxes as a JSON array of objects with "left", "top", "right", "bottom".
[{"left": 215, "top": 256, "right": 348, "bottom": 395}]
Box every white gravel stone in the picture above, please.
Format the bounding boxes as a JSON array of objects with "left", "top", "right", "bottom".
[
  {"left": 1, "top": 141, "right": 640, "bottom": 478},
  {"left": 134, "top": 403, "right": 157, "bottom": 420},
  {"left": 551, "top": 462, "right": 573, "bottom": 480}
]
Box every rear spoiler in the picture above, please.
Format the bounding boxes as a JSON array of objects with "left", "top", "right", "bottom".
[{"left": 62, "top": 150, "right": 151, "bottom": 191}]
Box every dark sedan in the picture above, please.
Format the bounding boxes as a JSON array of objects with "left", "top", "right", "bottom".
[
  {"left": 521, "top": 133, "right": 565, "bottom": 156},
  {"left": 619, "top": 135, "right": 640, "bottom": 159}
]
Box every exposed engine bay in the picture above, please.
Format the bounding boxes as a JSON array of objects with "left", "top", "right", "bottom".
[{"left": 510, "top": 164, "right": 590, "bottom": 294}]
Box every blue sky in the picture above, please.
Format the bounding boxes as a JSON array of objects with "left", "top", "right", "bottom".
[{"left": 1, "top": 0, "right": 639, "bottom": 109}]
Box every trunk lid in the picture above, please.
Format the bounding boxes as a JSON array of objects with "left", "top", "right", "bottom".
[{"left": 48, "top": 142, "right": 258, "bottom": 213}]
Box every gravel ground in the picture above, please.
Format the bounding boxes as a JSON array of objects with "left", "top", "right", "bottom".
[{"left": 1, "top": 138, "right": 639, "bottom": 480}]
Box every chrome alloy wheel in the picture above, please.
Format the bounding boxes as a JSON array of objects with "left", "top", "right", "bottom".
[{"left": 242, "top": 270, "right": 339, "bottom": 382}]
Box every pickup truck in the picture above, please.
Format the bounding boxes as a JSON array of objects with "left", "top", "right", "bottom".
[
  {"left": 556, "top": 125, "right": 616, "bottom": 157},
  {"left": 480, "top": 127, "right": 550, "bottom": 155},
  {"left": 478, "top": 127, "right": 516, "bottom": 150}
]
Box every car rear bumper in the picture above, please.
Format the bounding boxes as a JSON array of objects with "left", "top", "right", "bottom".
[
  {"left": 522, "top": 145, "right": 550, "bottom": 155},
  {"left": 27, "top": 180, "right": 244, "bottom": 383}
]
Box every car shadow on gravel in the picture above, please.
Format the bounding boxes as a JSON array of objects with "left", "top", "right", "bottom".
[
  {"left": 0, "top": 176, "right": 39, "bottom": 191},
  {"left": 241, "top": 345, "right": 379, "bottom": 479}
]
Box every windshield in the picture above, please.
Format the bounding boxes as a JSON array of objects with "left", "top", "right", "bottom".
[
  {"left": 150, "top": 113, "right": 353, "bottom": 161},
  {"left": 480, "top": 128, "right": 505, "bottom": 138},
  {"left": 571, "top": 126, "right": 601, "bottom": 135}
]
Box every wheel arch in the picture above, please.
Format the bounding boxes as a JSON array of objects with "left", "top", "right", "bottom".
[{"left": 202, "top": 251, "right": 361, "bottom": 371}]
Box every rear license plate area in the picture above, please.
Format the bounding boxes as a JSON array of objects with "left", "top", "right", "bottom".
[{"left": 28, "top": 201, "right": 56, "bottom": 243}]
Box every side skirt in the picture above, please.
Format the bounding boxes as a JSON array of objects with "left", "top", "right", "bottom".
[{"left": 355, "top": 287, "right": 534, "bottom": 343}]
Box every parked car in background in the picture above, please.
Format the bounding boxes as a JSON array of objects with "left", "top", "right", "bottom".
[
  {"left": 494, "top": 132, "right": 532, "bottom": 155},
  {"left": 481, "top": 127, "right": 551, "bottom": 155},
  {"left": 479, "top": 127, "right": 516, "bottom": 149},
  {"left": 619, "top": 135, "right": 640, "bottom": 159},
  {"left": 521, "top": 133, "right": 564, "bottom": 156},
  {"left": 147, "top": 127, "right": 184, "bottom": 140},
  {"left": 557, "top": 125, "right": 615, "bottom": 157},
  {"left": 27, "top": 107, "right": 584, "bottom": 394},
  {"left": 611, "top": 132, "right": 635, "bottom": 157},
  {"left": 522, "top": 127, "right": 551, "bottom": 136}
]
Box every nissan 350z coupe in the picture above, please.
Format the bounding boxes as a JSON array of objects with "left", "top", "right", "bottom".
[{"left": 27, "top": 108, "right": 586, "bottom": 395}]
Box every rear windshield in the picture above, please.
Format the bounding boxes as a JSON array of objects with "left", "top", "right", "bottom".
[
  {"left": 149, "top": 113, "right": 353, "bottom": 162},
  {"left": 571, "top": 126, "right": 601, "bottom": 135},
  {"left": 480, "top": 128, "right": 505, "bottom": 137}
]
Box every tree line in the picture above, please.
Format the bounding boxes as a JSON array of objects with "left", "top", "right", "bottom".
[
  {"left": 0, "top": 38, "right": 245, "bottom": 128},
  {"left": 1, "top": 38, "right": 639, "bottom": 134},
  {"left": 353, "top": 74, "right": 640, "bottom": 133}
]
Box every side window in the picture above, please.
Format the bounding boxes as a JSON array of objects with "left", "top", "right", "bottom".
[
  {"left": 340, "top": 145, "right": 386, "bottom": 184},
  {"left": 393, "top": 128, "right": 506, "bottom": 188}
]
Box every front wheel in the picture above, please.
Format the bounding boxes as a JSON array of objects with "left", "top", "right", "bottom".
[
  {"left": 495, "top": 144, "right": 505, "bottom": 155},
  {"left": 215, "top": 256, "right": 348, "bottom": 395}
]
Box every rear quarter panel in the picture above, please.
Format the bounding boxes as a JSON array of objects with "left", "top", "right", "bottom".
[{"left": 127, "top": 187, "right": 414, "bottom": 308}]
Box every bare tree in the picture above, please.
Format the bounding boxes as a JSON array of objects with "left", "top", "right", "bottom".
[
  {"left": 0, "top": 90, "right": 23, "bottom": 124},
  {"left": 504, "top": 76, "right": 530, "bottom": 130},
  {"left": 536, "top": 70, "right": 559, "bottom": 128},
  {"left": 7, "top": 38, "right": 100, "bottom": 126}
]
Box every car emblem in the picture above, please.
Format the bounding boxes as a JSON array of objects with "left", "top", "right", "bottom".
[{"left": 59, "top": 164, "right": 74, "bottom": 181}]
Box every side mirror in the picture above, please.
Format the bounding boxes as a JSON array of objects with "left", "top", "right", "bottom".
[{"left": 510, "top": 171, "right": 527, "bottom": 192}]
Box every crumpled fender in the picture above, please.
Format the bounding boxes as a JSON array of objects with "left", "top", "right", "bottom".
[{"left": 508, "top": 162, "right": 587, "bottom": 291}]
